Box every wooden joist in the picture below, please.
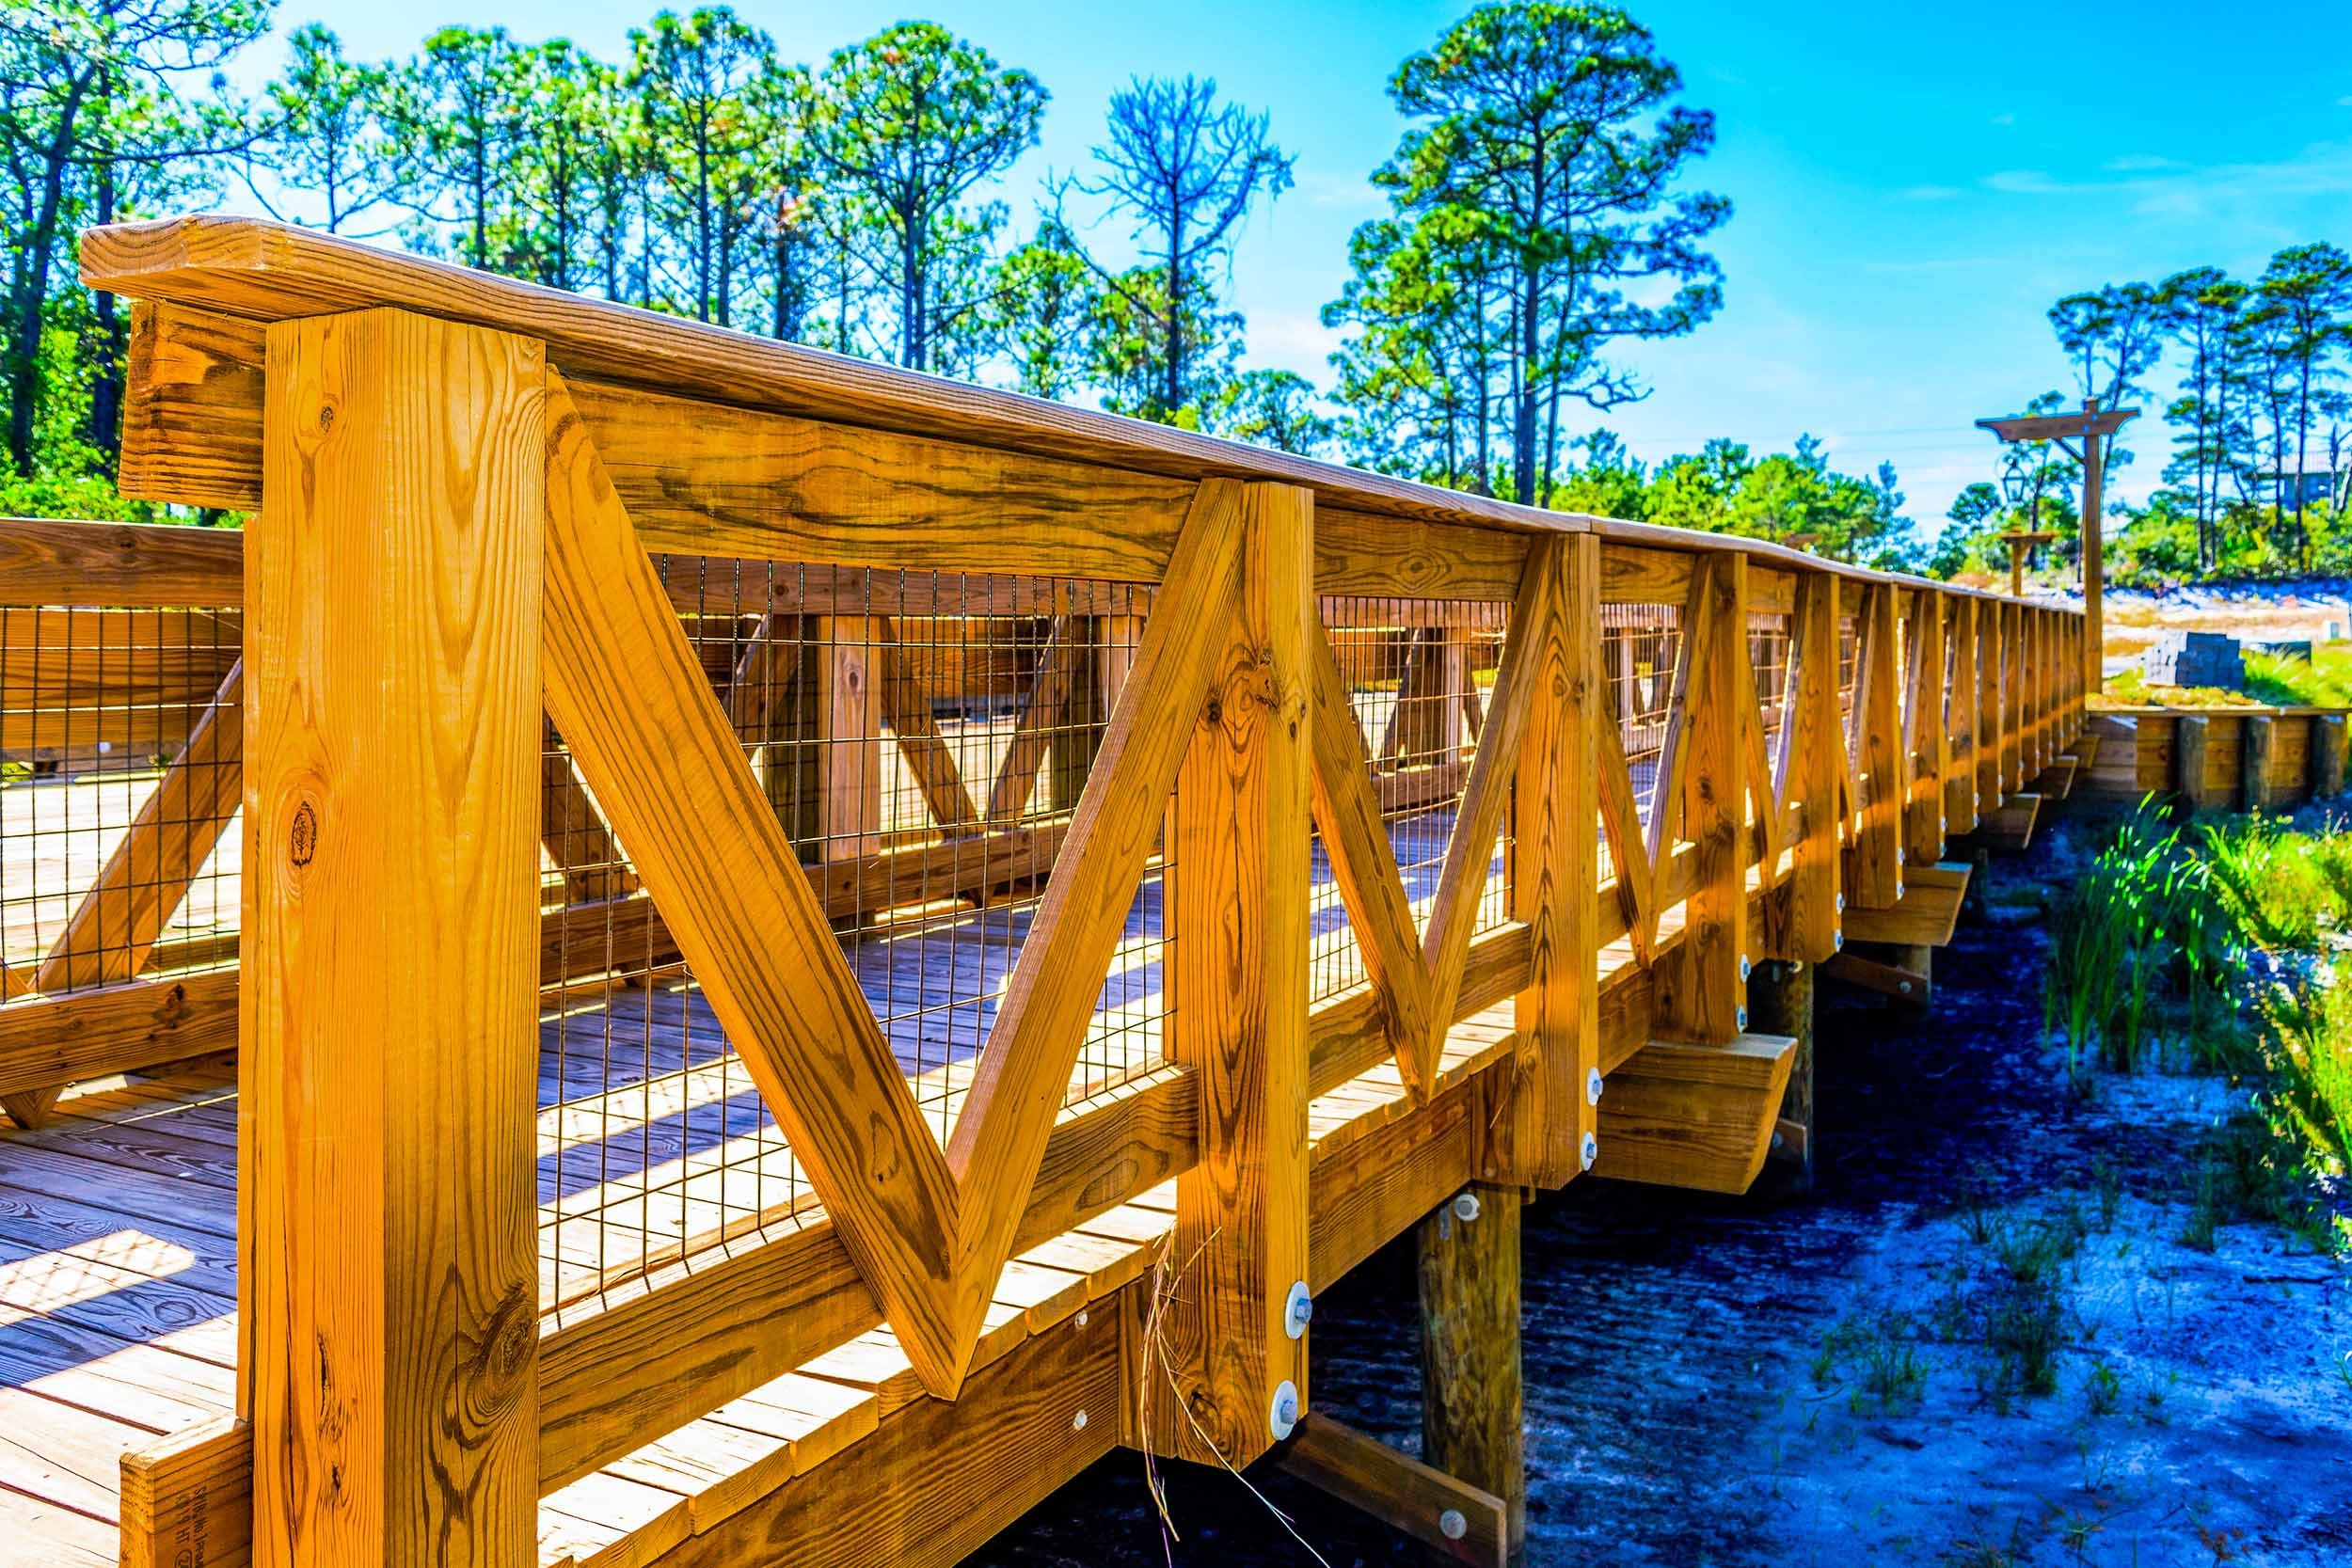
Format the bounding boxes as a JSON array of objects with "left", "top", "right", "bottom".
[
  {"left": 2034, "top": 753, "right": 2078, "bottom": 800},
  {"left": 1589, "top": 1034, "right": 1799, "bottom": 1196},
  {"left": 1839, "top": 861, "right": 1970, "bottom": 948},
  {"left": 1982, "top": 792, "right": 2042, "bottom": 850},
  {"left": 1823, "top": 946, "right": 1932, "bottom": 1006},
  {"left": 1279, "top": 1416, "right": 1509, "bottom": 1568}
]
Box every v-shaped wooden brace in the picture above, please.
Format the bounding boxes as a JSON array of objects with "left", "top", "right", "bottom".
[
  {"left": 1305, "top": 537, "right": 1565, "bottom": 1101},
  {"left": 542, "top": 369, "right": 1246, "bottom": 1396}
]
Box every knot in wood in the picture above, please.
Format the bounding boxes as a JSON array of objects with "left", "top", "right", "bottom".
[{"left": 287, "top": 800, "right": 319, "bottom": 867}]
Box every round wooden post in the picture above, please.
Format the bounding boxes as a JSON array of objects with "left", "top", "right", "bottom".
[
  {"left": 1747, "top": 958, "right": 1815, "bottom": 1192},
  {"left": 1419, "top": 1183, "right": 1524, "bottom": 1555},
  {"left": 2244, "top": 715, "right": 2277, "bottom": 814}
]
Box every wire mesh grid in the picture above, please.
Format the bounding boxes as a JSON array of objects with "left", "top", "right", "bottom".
[
  {"left": 1748, "top": 611, "right": 1793, "bottom": 822},
  {"left": 1603, "top": 603, "right": 1684, "bottom": 850},
  {"left": 0, "top": 604, "right": 244, "bottom": 998},
  {"left": 539, "top": 561, "right": 1170, "bottom": 1314},
  {"left": 1308, "top": 599, "right": 1512, "bottom": 1008}
]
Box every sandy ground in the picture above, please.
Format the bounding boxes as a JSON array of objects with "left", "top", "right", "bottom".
[{"left": 967, "top": 815, "right": 2352, "bottom": 1568}]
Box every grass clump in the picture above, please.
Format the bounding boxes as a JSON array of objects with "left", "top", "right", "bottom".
[{"left": 2043, "top": 800, "right": 2231, "bottom": 1081}]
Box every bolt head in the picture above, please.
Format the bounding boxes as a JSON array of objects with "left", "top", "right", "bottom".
[
  {"left": 1736, "top": 1005, "right": 1750, "bottom": 1032},
  {"left": 1834, "top": 930, "right": 1845, "bottom": 952},
  {"left": 1439, "top": 1509, "right": 1470, "bottom": 1542},
  {"left": 1283, "top": 1280, "right": 1313, "bottom": 1340},
  {"left": 1585, "top": 1067, "right": 1604, "bottom": 1106},
  {"left": 1898, "top": 979, "right": 1913, "bottom": 994},
  {"left": 1897, "top": 846, "right": 1906, "bottom": 866},
  {"left": 1076, "top": 1309, "right": 1089, "bottom": 1327},
  {"left": 1073, "top": 1408, "right": 1089, "bottom": 1431},
  {"left": 1836, "top": 893, "right": 1847, "bottom": 913},
  {"left": 1269, "top": 1380, "right": 1301, "bottom": 1440},
  {"left": 1740, "top": 956, "right": 1753, "bottom": 983},
  {"left": 1452, "top": 1191, "right": 1482, "bottom": 1225},
  {"left": 1581, "top": 1130, "right": 1598, "bottom": 1171}
]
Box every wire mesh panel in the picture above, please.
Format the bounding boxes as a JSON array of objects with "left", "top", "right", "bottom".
[
  {"left": 0, "top": 603, "right": 244, "bottom": 996},
  {"left": 1749, "top": 611, "right": 1793, "bottom": 820},
  {"left": 1308, "top": 598, "right": 1511, "bottom": 1008},
  {"left": 537, "top": 561, "right": 1172, "bottom": 1313},
  {"left": 1603, "top": 602, "right": 1683, "bottom": 847}
]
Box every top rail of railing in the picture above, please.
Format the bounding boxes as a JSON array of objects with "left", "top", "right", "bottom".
[{"left": 83, "top": 214, "right": 2048, "bottom": 610}]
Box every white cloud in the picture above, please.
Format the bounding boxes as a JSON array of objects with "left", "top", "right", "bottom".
[{"left": 1899, "top": 184, "right": 1965, "bottom": 201}]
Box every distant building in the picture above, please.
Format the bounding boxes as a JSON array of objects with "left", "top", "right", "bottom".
[{"left": 2263, "top": 464, "right": 2345, "bottom": 509}]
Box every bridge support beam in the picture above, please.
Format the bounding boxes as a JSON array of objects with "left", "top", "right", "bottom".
[
  {"left": 1417, "top": 1183, "right": 1525, "bottom": 1558},
  {"left": 1749, "top": 958, "right": 1815, "bottom": 1192}
]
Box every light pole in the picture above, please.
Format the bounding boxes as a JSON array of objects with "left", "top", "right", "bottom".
[
  {"left": 1994, "top": 449, "right": 2056, "bottom": 598},
  {"left": 1977, "top": 396, "right": 2138, "bottom": 692}
]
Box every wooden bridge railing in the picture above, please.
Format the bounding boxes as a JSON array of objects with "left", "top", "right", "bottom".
[{"left": 0, "top": 215, "right": 2083, "bottom": 1565}]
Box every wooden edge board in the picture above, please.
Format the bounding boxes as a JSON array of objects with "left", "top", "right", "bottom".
[{"left": 1277, "top": 1415, "right": 1507, "bottom": 1568}]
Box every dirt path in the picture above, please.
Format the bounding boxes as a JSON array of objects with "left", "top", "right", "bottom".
[{"left": 970, "top": 822, "right": 2352, "bottom": 1567}]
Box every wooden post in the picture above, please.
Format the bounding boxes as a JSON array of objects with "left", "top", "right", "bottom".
[
  {"left": 1946, "top": 598, "right": 1979, "bottom": 834},
  {"left": 1418, "top": 1184, "right": 1524, "bottom": 1555},
  {"left": 816, "top": 615, "right": 884, "bottom": 859},
  {"left": 1048, "top": 619, "right": 1105, "bottom": 812},
  {"left": 1901, "top": 590, "right": 1946, "bottom": 867},
  {"left": 1851, "top": 583, "right": 1903, "bottom": 909},
  {"left": 2318, "top": 714, "right": 2348, "bottom": 799},
  {"left": 1977, "top": 597, "right": 2003, "bottom": 811},
  {"left": 1505, "top": 534, "right": 1597, "bottom": 1189},
  {"left": 1749, "top": 958, "right": 1814, "bottom": 1192},
  {"left": 1157, "top": 481, "right": 1311, "bottom": 1467},
  {"left": 2177, "top": 714, "right": 2212, "bottom": 810},
  {"left": 2000, "top": 602, "right": 2024, "bottom": 795},
  {"left": 1788, "top": 574, "right": 1842, "bottom": 962},
  {"left": 2081, "top": 399, "right": 2108, "bottom": 693},
  {"left": 1657, "top": 552, "right": 1745, "bottom": 1043},
  {"left": 247, "top": 308, "right": 541, "bottom": 1565},
  {"left": 2244, "top": 714, "right": 2277, "bottom": 814}
]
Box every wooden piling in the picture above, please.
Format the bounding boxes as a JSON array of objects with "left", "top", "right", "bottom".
[
  {"left": 1418, "top": 1184, "right": 1525, "bottom": 1555},
  {"left": 2243, "top": 715, "right": 2276, "bottom": 814},
  {"left": 2318, "top": 714, "right": 2348, "bottom": 799},
  {"left": 1748, "top": 958, "right": 1816, "bottom": 1192}
]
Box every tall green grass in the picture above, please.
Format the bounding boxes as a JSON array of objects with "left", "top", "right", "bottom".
[{"left": 2042, "top": 800, "right": 2228, "bottom": 1081}]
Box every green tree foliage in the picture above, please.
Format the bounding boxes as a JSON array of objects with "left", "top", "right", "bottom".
[
  {"left": 805, "top": 22, "right": 1044, "bottom": 372},
  {"left": 1551, "top": 429, "right": 1915, "bottom": 566},
  {"left": 1330, "top": 2, "right": 1728, "bottom": 505},
  {"left": 1080, "top": 75, "right": 1292, "bottom": 423}
]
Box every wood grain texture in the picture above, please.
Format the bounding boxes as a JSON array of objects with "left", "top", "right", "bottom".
[
  {"left": 1903, "top": 592, "right": 1947, "bottom": 866},
  {"left": 944, "top": 481, "right": 1243, "bottom": 1371},
  {"left": 1421, "top": 539, "right": 1560, "bottom": 1072},
  {"left": 1154, "top": 482, "right": 1311, "bottom": 1467},
  {"left": 119, "top": 1415, "right": 251, "bottom": 1568},
  {"left": 0, "top": 514, "right": 242, "bottom": 608},
  {"left": 539, "top": 370, "right": 963, "bottom": 1394},
  {"left": 1653, "top": 553, "right": 1744, "bottom": 1045},
  {"left": 1946, "top": 597, "right": 1980, "bottom": 833},
  {"left": 87, "top": 218, "right": 1592, "bottom": 538},
  {"left": 1504, "top": 533, "right": 1597, "bottom": 1189},
  {"left": 1591, "top": 1034, "right": 1797, "bottom": 1195},
  {"left": 245, "top": 308, "right": 543, "bottom": 1566},
  {"left": 1417, "top": 1183, "right": 1525, "bottom": 1552},
  {"left": 1279, "top": 1415, "right": 1507, "bottom": 1568},
  {"left": 1306, "top": 612, "right": 1438, "bottom": 1093},
  {"left": 1849, "top": 584, "right": 1904, "bottom": 909}
]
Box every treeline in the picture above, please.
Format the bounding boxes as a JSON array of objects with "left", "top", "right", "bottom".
[
  {"left": 5, "top": 1, "right": 1765, "bottom": 519},
  {"left": 8, "top": 1, "right": 1944, "bottom": 561},
  {"left": 1941, "top": 245, "right": 2352, "bottom": 584}
]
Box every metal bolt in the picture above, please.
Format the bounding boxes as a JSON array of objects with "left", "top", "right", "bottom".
[
  {"left": 1740, "top": 956, "right": 1753, "bottom": 983},
  {"left": 1076, "top": 1309, "right": 1089, "bottom": 1327},
  {"left": 1736, "top": 1005, "right": 1750, "bottom": 1032},
  {"left": 1453, "top": 1191, "right": 1482, "bottom": 1225},
  {"left": 1899, "top": 979, "right": 1914, "bottom": 995},
  {"left": 1834, "top": 930, "right": 1845, "bottom": 951},
  {"left": 1269, "top": 1381, "right": 1300, "bottom": 1441},
  {"left": 1896, "top": 846, "right": 1906, "bottom": 867},
  {"left": 1581, "top": 1130, "right": 1598, "bottom": 1171},
  {"left": 1073, "top": 1408, "right": 1089, "bottom": 1432},
  {"left": 1284, "top": 1280, "right": 1313, "bottom": 1340},
  {"left": 1836, "top": 892, "right": 1846, "bottom": 913},
  {"left": 1771, "top": 1131, "right": 1786, "bottom": 1151},
  {"left": 1896, "top": 880, "right": 1905, "bottom": 899},
  {"left": 1585, "top": 1067, "right": 1604, "bottom": 1106},
  {"left": 1439, "top": 1509, "right": 1469, "bottom": 1542}
]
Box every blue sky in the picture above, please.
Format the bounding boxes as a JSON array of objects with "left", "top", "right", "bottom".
[{"left": 215, "top": 0, "right": 2352, "bottom": 524}]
